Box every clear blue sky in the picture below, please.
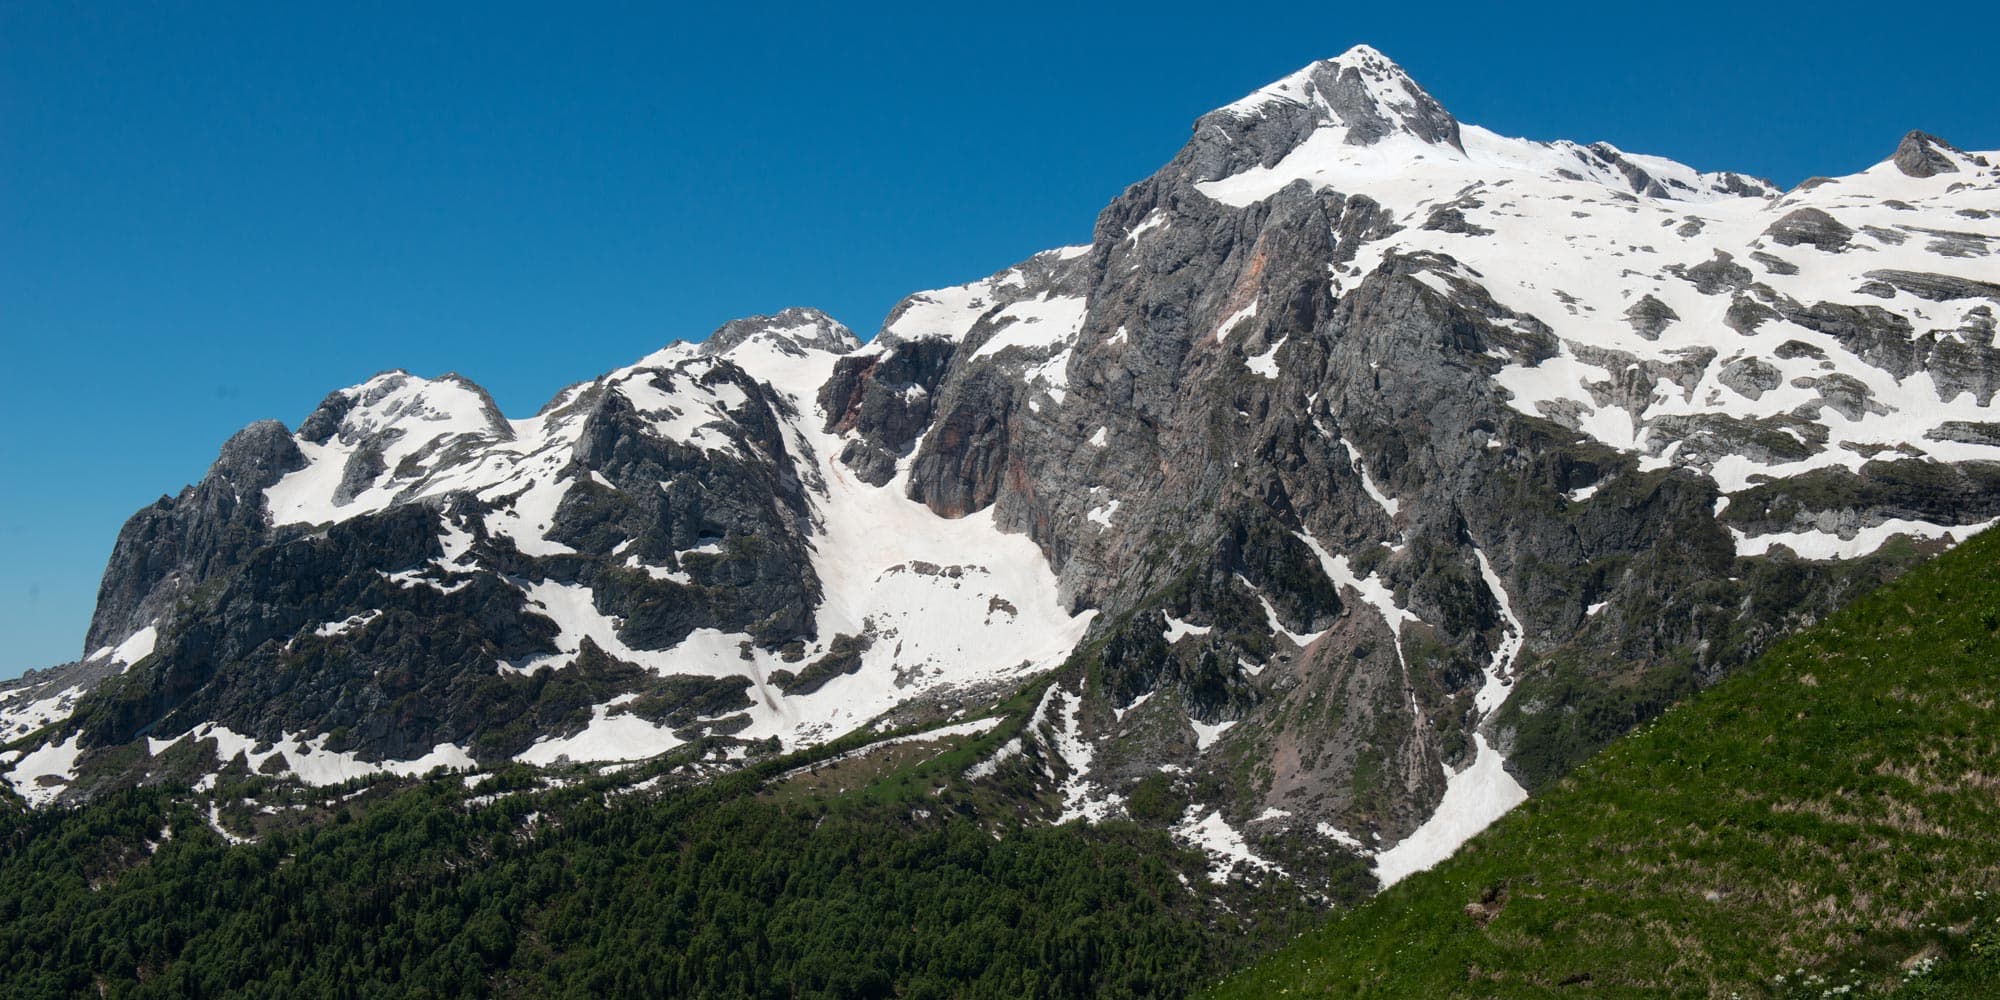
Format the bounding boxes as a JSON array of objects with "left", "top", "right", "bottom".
[{"left": 3, "top": 0, "right": 1995, "bottom": 677}]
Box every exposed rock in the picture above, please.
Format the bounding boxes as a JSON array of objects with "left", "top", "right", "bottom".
[
  {"left": 1809, "top": 373, "right": 1882, "bottom": 421},
  {"left": 21, "top": 47, "right": 2000, "bottom": 863},
  {"left": 1763, "top": 207, "right": 1852, "bottom": 251},
  {"left": 1724, "top": 294, "right": 1780, "bottom": 334},
  {"left": 83, "top": 420, "right": 304, "bottom": 655},
  {"left": 1420, "top": 202, "right": 1494, "bottom": 236},
  {"left": 1721, "top": 459, "right": 2000, "bottom": 538},
  {"left": 1893, "top": 130, "right": 1962, "bottom": 178},
  {"left": 1624, "top": 294, "right": 1679, "bottom": 340},
  {"left": 1718, "top": 357, "right": 1783, "bottom": 400},
  {"left": 1927, "top": 421, "right": 2000, "bottom": 446},
  {"left": 1749, "top": 251, "right": 1799, "bottom": 275},
  {"left": 1862, "top": 269, "right": 2000, "bottom": 302},
  {"left": 1668, "top": 251, "right": 1754, "bottom": 295},
  {"left": 820, "top": 338, "right": 959, "bottom": 486},
  {"left": 700, "top": 307, "right": 860, "bottom": 357}
]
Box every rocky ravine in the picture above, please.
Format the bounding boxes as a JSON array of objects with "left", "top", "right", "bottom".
[{"left": 6, "top": 46, "right": 1998, "bottom": 890}]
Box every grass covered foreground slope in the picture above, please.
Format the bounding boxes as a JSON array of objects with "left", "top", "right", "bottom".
[{"left": 1212, "top": 529, "right": 2000, "bottom": 998}]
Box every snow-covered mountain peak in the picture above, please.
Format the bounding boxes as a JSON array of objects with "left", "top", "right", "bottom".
[
  {"left": 699, "top": 306, "right": 860, "bottom": 359},
  {"left": 1186, "top": 48, "right": 1776, "bottom": 209},
  {"left": 1213, "top": 45, "right": 1462, "bottom": 154}
]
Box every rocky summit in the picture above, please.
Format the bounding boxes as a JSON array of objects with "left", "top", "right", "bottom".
[{"left": 6, "top": 44, "right": 1998, "bottom": 891}]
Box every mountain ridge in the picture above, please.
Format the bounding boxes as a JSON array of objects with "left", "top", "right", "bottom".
[{"left": 5, "top": 47, "right": 1996, "bottom": 895}]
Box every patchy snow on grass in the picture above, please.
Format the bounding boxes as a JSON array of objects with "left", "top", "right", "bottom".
[
  {"left": 4, "top": 732, "right": 83, "bottom": 807},
  {"left": 1, "top": 685, "right": 90, "bottom": 742},
  {"left": 1040, "top": 685, "right": 1117, "bottom": 823},
  {"left": 964, "top": 736, "right": 1024, "bottom": 781},
  {"left": 1174, "top": 807, "right": 1284, "bottom": 883},
  {"left": 208, "top": 800, "right": 254, "bottom": 846},
  {"left": 150, "top": 724, "right": 475, "bottom": 788},
  {"left": 1113, "top": 690, "right": 1154, "bottom": 724},
  {"left": 1315, "top": 821, "right": 1366, "bottom": 852}
]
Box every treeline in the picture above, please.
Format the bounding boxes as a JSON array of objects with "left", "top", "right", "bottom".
[{"left": 0, "top": 760, "right": 1327, "bottom": 998}]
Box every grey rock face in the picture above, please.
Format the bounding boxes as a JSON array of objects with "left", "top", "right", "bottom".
[
  {"left": 1928, "top": 421, "right": 2000, "bottom": 446},
  {"left": 1624, "top": 294, "right": 1679, "bottom": 340},
  {"left": 1749, "top": 251, "right": 1800, "bottom": 276},
  {"left": 1719, "top": 357, "right": 1784, "bottom": 399},
  {"left": 1584, "top": 143, "right": 1670, "bottom": 198},
  {"left": 554, "top": 363, "right": 821, "bottom": 648},
  {"left": 1670, "top": 251, "right": 1755, "bottom": 295},
  {"left": 818, "top": 338, "right": 959, "bottom": 486},
  {"left": 85, "top": 420, "right": 303, "bottom": 655},
  {"left": 1764, "top": 207, "right": 1853, "bottom": 251},
  {"left": 1861, "top": 269, "right": 2000, "bottom": 302},
  {"left": 1893, "top": 130, "right": 1962, "bottom": 178},
  {"left": 1724, "top": 295, "right": 1780, "bottom": 335}
]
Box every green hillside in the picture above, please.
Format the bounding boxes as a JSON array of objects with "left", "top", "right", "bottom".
[{"left": 1211, "top": 528, "right": 2000, "bottom": 998}]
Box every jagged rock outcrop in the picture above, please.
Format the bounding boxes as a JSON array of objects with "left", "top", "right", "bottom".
[
  {"left": 86, "top": 420, "right": 304, "bottom": 654},
  {"left": 1895, "top": 130, "right": 1964, "bottom": 178}
]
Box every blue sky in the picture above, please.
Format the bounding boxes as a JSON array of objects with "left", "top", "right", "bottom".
[{"left": 2, "top": 0, "right": 1995, "bottom": 677}]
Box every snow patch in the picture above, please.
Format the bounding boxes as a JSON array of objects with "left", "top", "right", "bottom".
[
  {"left": 313, "top": 610, "right": 381, "bottom": 638},
  {"left": 4, "top": 732, "right": 83, "bottom": 807},
  {"left": 1161, "top": 613, "right": 1212, "bottom": 643},
  {"left": 1373, "top": 734, "right": 1528, "bottom": 887},
  {"left": 1174, "top": 808, "right": 1284, "bottom": 883},
  {"left": 1190, "top": 718, "right": 1237, "bottom": 751},
  {"left": 1245, "top": 336, "right": 1286, "bottom": 378},
  {"left": 109, "top": 625, "right": 159, "bottom": 668},
  {"left": 1731, "top": 517, "right": 1996, "bottom": 560}
]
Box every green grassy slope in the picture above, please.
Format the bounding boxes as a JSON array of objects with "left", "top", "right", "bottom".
[{"left": 1211, "top": 527, "right": 2000, "bottom": 998}]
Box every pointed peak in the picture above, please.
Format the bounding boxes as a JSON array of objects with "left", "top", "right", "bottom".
[
  {"left": 1210, "top": 45, "right": 1461, "bottom": 154},
  {"left": 699, "top": 307, "right": 861, "bottom": 359},
  {"left": 1331, "top": 43, "right": 1402, "bottom": 73},
  {"left": 1892, "top": 130, "right": 1968, "bottom": 178}
]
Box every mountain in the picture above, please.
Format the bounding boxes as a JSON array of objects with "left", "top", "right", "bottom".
[{"left": 6, "top": 44, "right": 1998, "bottom": 893}]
